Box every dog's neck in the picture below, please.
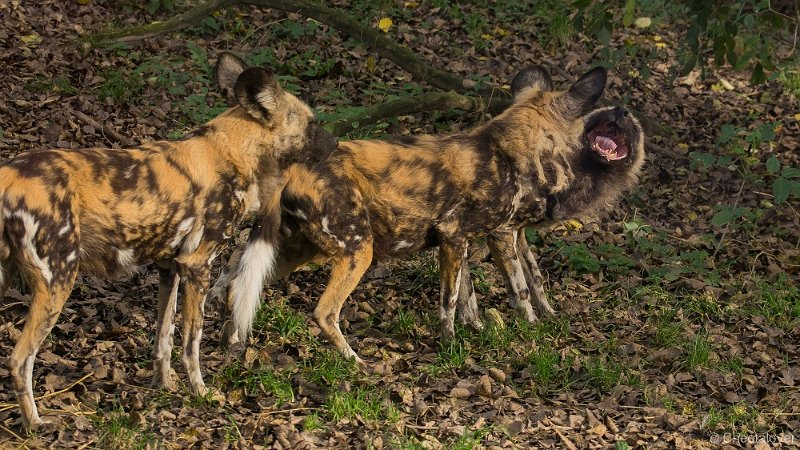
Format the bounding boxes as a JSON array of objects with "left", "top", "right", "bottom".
[{"left": 200, "top": 111, "right": 276, "bottom": 181}]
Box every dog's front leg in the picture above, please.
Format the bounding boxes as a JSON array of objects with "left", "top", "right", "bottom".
[
  {"left": 488, "top": 229, "right": 538, "bottom": 323},
  {"left": 438, "top": 238, "right": 468, "bottom": 342},
  {"left": 151, "top": 262, "right": 179, "bottom": 390},
  {"left": 516, "top": 229, "right": 555, "bottom": 317}
]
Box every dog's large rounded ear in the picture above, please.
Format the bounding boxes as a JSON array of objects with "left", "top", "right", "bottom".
[
  {"left": 215, "top": 52, "right": 249, "bottom": 106},
  {"left": 233, "top": 67, "right": 283, "bottom": 122},
  {"left": 511, "top": 66, "right": 553, "bottom": 100},
  {"left": 555, "top": 66, "right": 607, "bottom": 120}
]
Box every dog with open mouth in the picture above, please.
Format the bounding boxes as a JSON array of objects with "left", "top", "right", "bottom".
[
  {"left": 454, "top": 66, "right": 646, "bottom": 330},
  {"left": 211, "top": 65, "right": 645, "bottom": 369}
]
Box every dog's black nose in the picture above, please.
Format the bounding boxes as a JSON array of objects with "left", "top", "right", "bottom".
[{"left": 614, "top": 107, "right": 630, "bottom": 123}]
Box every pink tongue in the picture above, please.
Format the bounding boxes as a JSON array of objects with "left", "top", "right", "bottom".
[{"left": 595, "top": 135, "right": 617, "bottom": 152}]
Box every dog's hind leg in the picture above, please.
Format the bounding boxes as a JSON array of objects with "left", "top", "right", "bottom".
[
  {"left": 456, "top": 258, "right": 483, "bottom": 330},
  {"left": 175, "top": 245, "right": 216, "bottom": 397},
  {"left": 151, "top": 262, "right": 179, "bottom": 390},
  {"left": 516, "top": 229, "right": 555, "bottom": 317},
  {"left": 488, "top": 228, "right": 539, "bottom": 323},
  {"left": 313, "top": 238, "right": 373, "bottom": 368},
  {"left": 9, "top": 267, "right": 77, "bottom": 431},
  {"left": 438, "top": 238, "right": 468, "bottom": 343}
]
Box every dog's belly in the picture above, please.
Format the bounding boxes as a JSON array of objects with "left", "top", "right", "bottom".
[{"left": 77, "top": 213, "right": 193, "bottom": 278}]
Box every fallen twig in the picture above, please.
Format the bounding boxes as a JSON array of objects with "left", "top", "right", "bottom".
[
  {"left": 73, "top": 111, "right": 136, "bottom": 147},
  {"left": 0, "top": 373, "right": 93, "bottom": 413}
]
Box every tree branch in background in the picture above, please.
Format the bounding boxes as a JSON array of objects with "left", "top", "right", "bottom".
[
  {"left": 328, "top": 91, "right": 510, "bottom": 136},
  {"left": 95, "top": 0, "right": 237, "bottom": 44},
  {"left": 94, "top": 0, "right": 675, "bottom": 146},
  {"left": 95, "top": 0, "right": 505, "bottom": 99}
]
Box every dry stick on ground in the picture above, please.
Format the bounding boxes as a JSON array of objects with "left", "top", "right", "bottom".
[
  {"left": 95, "top": 0, "right": 675, "bottom": 144},
  {"left": 73, "top": 110, "right": 137, "bottom": 147}
]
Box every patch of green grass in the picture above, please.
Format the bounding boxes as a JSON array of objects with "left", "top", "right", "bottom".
[
  {"left": 303, "top": 349, "right": 358, "bottom": 385},
  {"left": 585, "top": 356, "right": 624, "bottom": 391},
  {"left": 218, "top": 360, "right": 295, "bottom": 405},
  {"left": 222, "top": 414, "right": 242, "bottom": 442},
  {"left": 450, "top": 425, "right": 493, "bottom": 450},
  {"left": 652, "top": 310, "right": 684, "bottom": 347},
  {"left": 683, "top": 292, "right": 723, "bottom": 321},
  {"left": 469, "top": 265, "right": 491, "bottom": 295},
  {"left": 99, "top": 69, "right": 143, "bottom": 106},
  {"left": 94, "top": 403, "right": 157, "bottom": 450},
  {"left": 528, "top": 345, "right": 564, "bottom": 386},
  {"left": 778, "top": 65, "right": 800, "bottom": 98},
  {"left": 25, "top": 75, "right": 77, "bottom": 96},
  {"left": 702, "top": 402, "right": 762, "bottom": 433},
  {"left": 742, "top": 274, "right": 800, "bottom": 330},
  {"left": 325, "top": 386, "right": 399, "bottom": 424},
  {"left": 252, "top": 299, "right": 310, "bottom": 342},
  {"left": 302, "top": 412, "right": 323, "bottom": 432},
  {"left": 391, "top": 425, "right": 492, "bottom": 450},
  {"left": 683, "top": 332, "right": 713, "bottom": 370},
  {"left": 388, "top": 307, "right": 417, "bottom": 336},
  {"left": 427, "top": 339, "right": 470, "bottom": 375},
  {"left": 399, "top": 252, "right": 439, "bottom": 294},
  {"left": 718, "top": 355, "right": 744, "bottom": 376}
]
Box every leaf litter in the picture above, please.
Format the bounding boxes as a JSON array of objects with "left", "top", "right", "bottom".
[{"left": 0, "top": 1, "right": 798, "bottom": 449}]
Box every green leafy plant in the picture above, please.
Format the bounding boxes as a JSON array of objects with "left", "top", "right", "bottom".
[{"left": 572, "top": 0, "right": 794, "bottom": 84}]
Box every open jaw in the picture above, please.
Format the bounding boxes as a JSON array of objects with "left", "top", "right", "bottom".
[{"left": 587, "top": 122, "right": 629, "bottom": 161}]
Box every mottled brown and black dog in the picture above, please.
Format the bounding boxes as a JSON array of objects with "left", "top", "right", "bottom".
[
  {"left": 212, "top": 66, "right": 645, "bottom": 369},
  {"left": 0, "top": 53, "right": 335, "bottom": 431}
]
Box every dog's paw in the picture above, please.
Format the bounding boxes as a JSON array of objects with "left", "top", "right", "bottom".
[
  {"left": 151, "top": 368, "right": 178, "bottom": 391},
  {"left": 534, "top": 298, "right": 556, "bottom": 317},
  {"left": 515, "top": 303, "right": 539, "bottom": 323},
  {"left": 220, "top": 322, "right": 241, "bottom": 349},
  {"left": 24, "top": 415, "right": 59, "bottom": 434}
]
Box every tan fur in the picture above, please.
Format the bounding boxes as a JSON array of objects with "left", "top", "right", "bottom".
[
  {"left": 0, "top": 53, "right": 336, "bottom": 432},
  {"left": 213, "top": 66, "right": 645, "bottom": 369}
]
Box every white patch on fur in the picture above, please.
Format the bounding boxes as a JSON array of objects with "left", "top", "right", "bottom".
[
  {"left": 66, "top": 251, "right": 77, "bottom": 263},
  {"left": 239, "top": 183, "right": 261, "bottom": 212},
  {"left": 170, "top": 217, "right": 195, "bottom": 249},
  {"left": 117, "top": 248, "right": 136, "bottom": 269},
  {"left": 353, "top": 235, "right": 363, "bottom": 242},
  {"left": 394, "top": 240, "right": 413, "bottom": 251},
  {"left": 181, "top": 226, "right": 204, "bottom": 254},
  {"left": 230, "top": 239, "right": 276, "bottom": 338},
  {"left": 287, "top": 209, "right": 307, "bottom": 220},
  {"left": 12, "top": 210, "right": 52, "bottom": 284},
  {"left": 320, "top": 216, "right": 346, "bottom": 248},
  {"left": 58, "top": 223, "right": 71, "bottom": 236},
  {"left": 206, "top": 251, "right": 218, "bottom": 266}
]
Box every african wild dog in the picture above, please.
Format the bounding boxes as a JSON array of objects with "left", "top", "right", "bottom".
[
  {"left": 457, "top": 67, "right": 643, "bottom": 328},
  {"left": 0, "top": 52, "right": 336, "bottom": 431},
  {"left": 211, "top": 66, "right": 645, "bottom": 368}
]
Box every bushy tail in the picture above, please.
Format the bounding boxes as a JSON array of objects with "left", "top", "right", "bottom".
[{"left": 229, "top": 237, "right": 276, "bottom": 339}]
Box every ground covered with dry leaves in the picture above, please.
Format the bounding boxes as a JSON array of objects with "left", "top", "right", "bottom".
[{"left": 0, "top": 1, "right": 799, "bottom": 449}]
